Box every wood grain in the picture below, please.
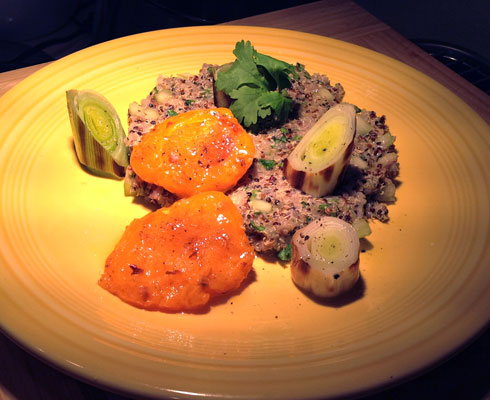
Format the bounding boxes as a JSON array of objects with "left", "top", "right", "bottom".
[{"left": 0, "top": 63, "right": 49, "bottom": 97}]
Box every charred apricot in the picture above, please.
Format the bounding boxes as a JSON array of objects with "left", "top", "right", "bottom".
[
  {"left": 130, "top": 108, "right": 255, "bottom": 198},
  {"left": 99, "top": 191, "right": 255, "bottom": 312}
]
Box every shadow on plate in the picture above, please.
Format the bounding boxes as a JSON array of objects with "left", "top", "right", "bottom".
[{"left": 294, "top": 274, "right": 366, "bottom": 308}]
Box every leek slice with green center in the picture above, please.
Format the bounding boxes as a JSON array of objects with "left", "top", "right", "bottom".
[
  {"left": 285, "top": 103, "right": 356, "bottom": 197},
  {"left": 67, "top": 90, "right": 128, "bottom": 178},
  {"left": 291, "top": 216, "right": 360, "bottom": 297}
]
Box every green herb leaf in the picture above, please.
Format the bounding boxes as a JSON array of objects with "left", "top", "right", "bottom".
[
  {"left": 255, "top": 52, "right": 297, "bottom": 90},
  {"left": 167, "top": 110, "right": 178, "bottom": 117},
  {"left": 216, "top": 40, "right": 296, "bottom": 127},
  {"left": 249, "top": 221, "right": 266, "bottom": 232},
  {"left": 259, "top": 159, "right": 277, "bottom": 170},
  {"left": 277, "top": 244, "right": 292, "bottom": 261},
  {"left": 272, "top": 135, "right": 288, "bottom": 143},
  {"left": 273, "top": 127, "right": 289, "bottom": 143}
]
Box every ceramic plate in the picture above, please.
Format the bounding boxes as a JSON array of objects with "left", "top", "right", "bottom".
[{"left": 0, "top": 26, "right": 489, "bottom": 400}]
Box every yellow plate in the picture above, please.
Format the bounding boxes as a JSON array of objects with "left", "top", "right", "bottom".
[{"left": 0, "top": 26, "right": 489, "bottom": 399}]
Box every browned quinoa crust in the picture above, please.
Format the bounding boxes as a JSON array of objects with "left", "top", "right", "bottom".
[{"left": 124, "top": 64, "right": 400, "bottom": 255}]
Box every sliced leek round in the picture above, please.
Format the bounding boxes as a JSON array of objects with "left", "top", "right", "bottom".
[
  {"left": 285, "top": 103, "right": 356, "bottom": 197},
  {"left": 291, "top": 216, "right": 360, "bottom": 297},
  {"left": 66, "top": 90, "right": 128, "bottom": 178}
]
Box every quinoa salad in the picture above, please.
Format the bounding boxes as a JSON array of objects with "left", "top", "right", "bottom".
[{"left": 124, "top": 63, "right": 399, "bottom": 257}]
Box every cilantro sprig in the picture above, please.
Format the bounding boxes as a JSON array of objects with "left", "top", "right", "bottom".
[{"left": 216, "top": 40, "right": 297, "bottom": 128}]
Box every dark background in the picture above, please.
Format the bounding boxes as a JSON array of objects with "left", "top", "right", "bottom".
[
  {"left": 0, "top": 1, "right": 489, "bottom": 399},
  {"left": 1, "top": 0, "right": 490, "bottom": 59},
  {"left": 1, "top": 0, "right": 490, "bottom": 94},
  {"left": 0, "top": 0, "right": 316, "bottom": 71}
]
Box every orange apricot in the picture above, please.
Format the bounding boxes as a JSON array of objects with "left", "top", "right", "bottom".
[
  {"left": 99, "top": 191, "right": 255, "bottom": 312},
  {"left": 130, "top": 108, "right": 255, "bottom": 198}
]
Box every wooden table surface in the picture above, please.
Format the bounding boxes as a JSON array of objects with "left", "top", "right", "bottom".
[{"left": 0, "top": 1, "right": 489, "bottom": 399}]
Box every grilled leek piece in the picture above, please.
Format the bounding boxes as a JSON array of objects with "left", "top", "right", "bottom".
[
  {"left": 67, "top": 90, "right": 128, "bottom": 178},
  {"left": 291, "top": 216, "right": 360, "bottom": 297},
  {"left": 285, "top": 103, "right": 356, "bottom": 197}
]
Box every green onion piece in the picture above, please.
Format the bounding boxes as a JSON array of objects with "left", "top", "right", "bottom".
[
  {"left": 66, "top": 90, "right": 128, "bottom": 179},
  {"left": 352, "top": 218, "right": 372, "bottom": 238},
  {"left": 356, "top": 115, "right": 372, "bottom": 136}
]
